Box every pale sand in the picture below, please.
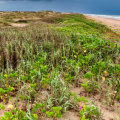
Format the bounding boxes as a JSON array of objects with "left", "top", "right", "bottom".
[
  {"left": 85, "top": 15, "right": 120, "bottom": 34},
  {"left": 9, "top": 23, "right": 28, "bottom": 27}
]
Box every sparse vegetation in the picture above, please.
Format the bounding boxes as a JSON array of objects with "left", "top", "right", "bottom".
[{"left": 0, "top": 11, "right": 120, "bottom": 120}]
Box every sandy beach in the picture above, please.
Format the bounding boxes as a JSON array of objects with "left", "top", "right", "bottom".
[{"left": 85, "top": 15, "right": 120, "bottom": 34}]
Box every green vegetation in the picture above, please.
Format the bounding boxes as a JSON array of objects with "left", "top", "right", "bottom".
[{"left": 0, "top": 11, "right": 120, "bottom": 120}]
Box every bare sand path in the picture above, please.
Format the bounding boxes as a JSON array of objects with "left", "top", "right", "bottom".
[
  {"left": 9, "top": 23, "right": 28, "bottom": 27},
  {"left": 85, "top": 15, "right": 120, "bottom": 34}
]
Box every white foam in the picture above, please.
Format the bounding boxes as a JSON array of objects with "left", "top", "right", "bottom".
[{"left": 85, "top": 14, "right": 120, "bottom": 20}]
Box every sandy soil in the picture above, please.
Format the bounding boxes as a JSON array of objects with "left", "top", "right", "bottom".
[
  {"left": 9, "top": 23, "right": 28, "bottom": 27},
  {"left": 71, "top": 87, "right": 120, "bottom": 120},
  {"left": 0, "top": 97, "right": 16, "bottom": 117},
  {"left": 85, "top": 15, "right": 120, "bottom": 34}
]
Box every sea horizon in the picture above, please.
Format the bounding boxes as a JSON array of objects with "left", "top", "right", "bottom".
[{"left": 0, "top": 0, "right": 120, "bottom": 16}]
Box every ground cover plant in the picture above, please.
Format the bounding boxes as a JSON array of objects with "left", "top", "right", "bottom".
[{"left": 0, "top": 11, "right": 120, "bottom": 120}]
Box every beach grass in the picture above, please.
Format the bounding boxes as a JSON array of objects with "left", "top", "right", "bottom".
[{"left": 0, "top": 11, "right": 120, "bottom": 120}]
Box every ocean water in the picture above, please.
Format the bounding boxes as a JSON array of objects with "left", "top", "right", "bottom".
[{"left": 0, "top": 0, "right": 120, "bottom": 20}]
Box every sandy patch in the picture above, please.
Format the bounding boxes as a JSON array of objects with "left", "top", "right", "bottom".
[
  {"left": 13, "top": 18, "right": 41, "bottom": 22},
  {"left": 71, "top": 87, "right": 120, "bottom": 120},
  {"left": 0, "top": 97, "right": 16, "bottom": 117},
  {"left": 85, "top": 15, "right": 120, "bottom": 34},
  {"left": 62, "top": 111, "right": 79, "bottom": 120},
  {"left": 9, "top": 23, "right": 28, "bottom": 27},
  {"left": 61, "top": 12, "right": 71, "bottom": 15},
  {"left": 0, "top": 97, "right": 26, "bottom": 118}
]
